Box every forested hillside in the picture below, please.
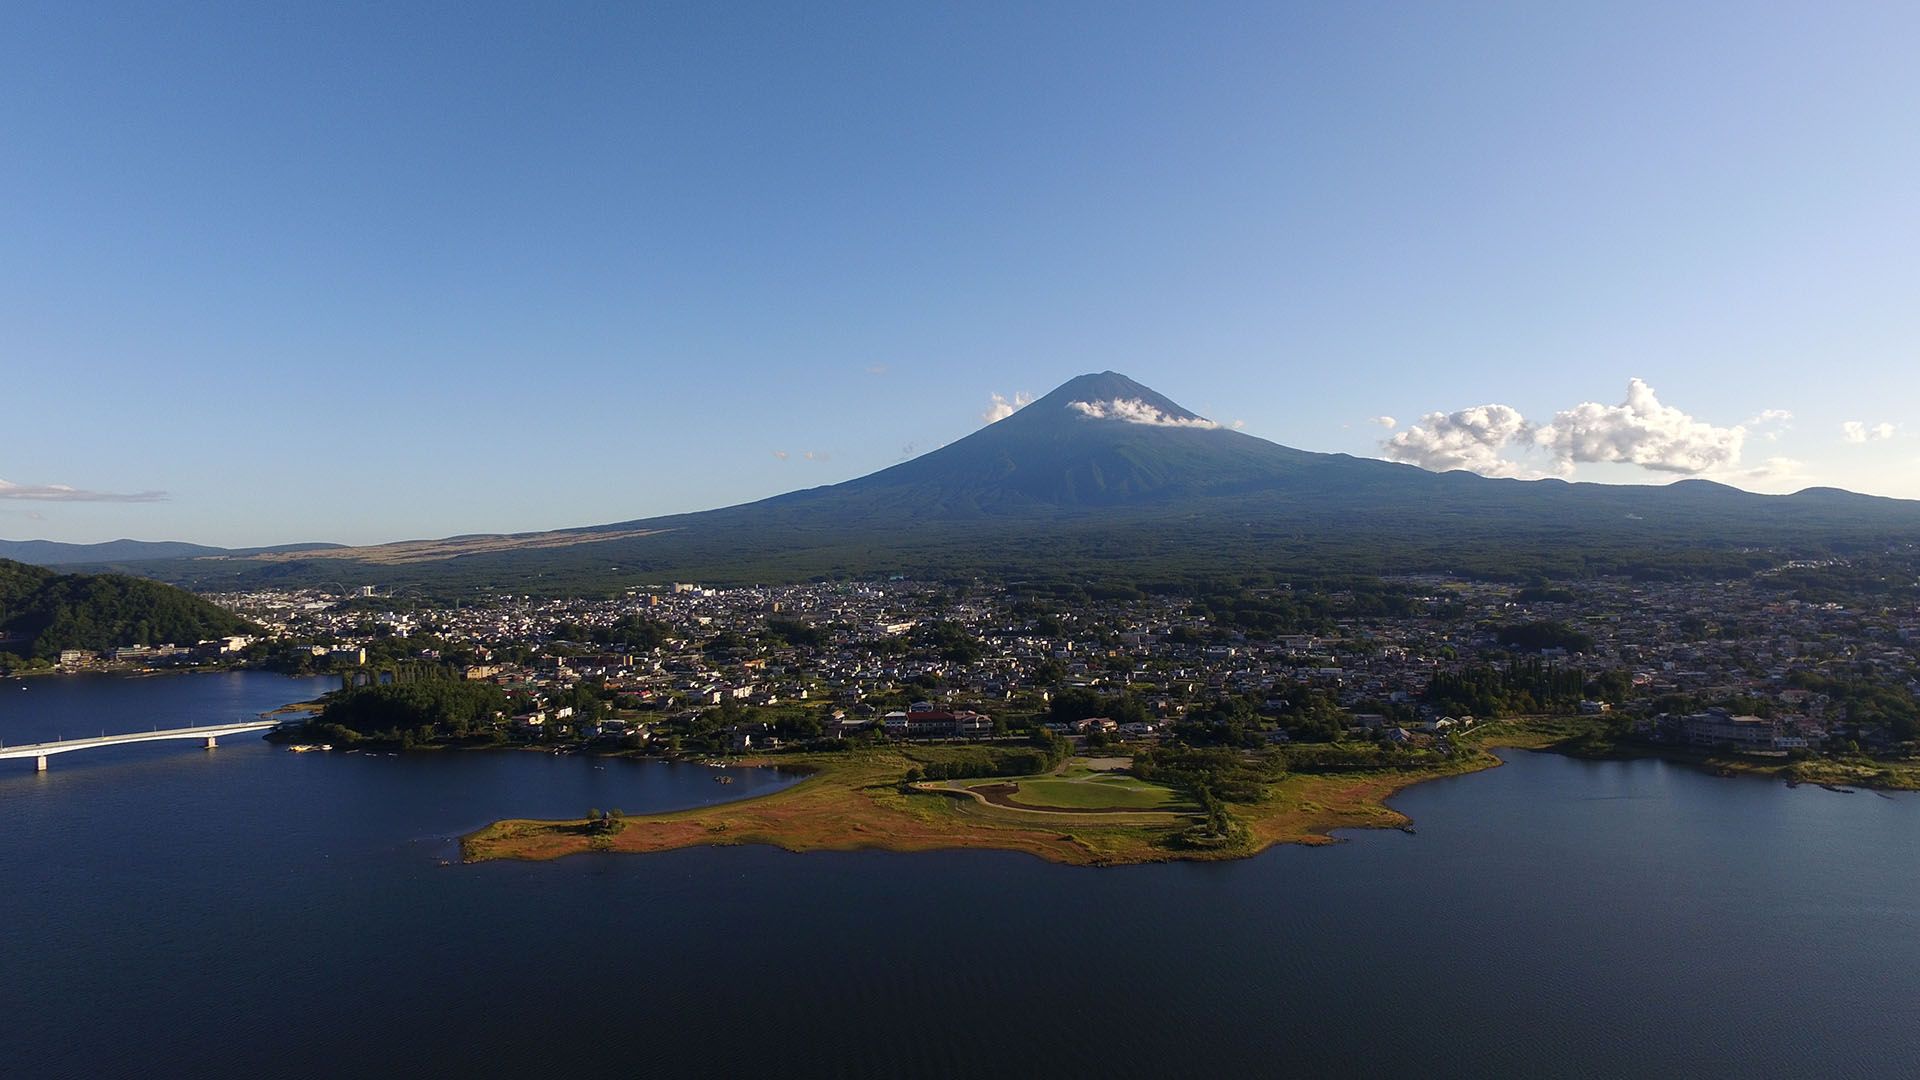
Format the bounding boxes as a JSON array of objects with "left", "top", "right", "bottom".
[{"left": 0, "top": 558, "right": 253, "bottom": 659}]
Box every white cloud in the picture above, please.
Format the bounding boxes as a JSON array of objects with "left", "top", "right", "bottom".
[
  {"left": 0, "top": 479, "right": 167, "bottom": 502},
  {"left": 1380, "top": 379, "right": 1777, "bottom": 481},
  {"left": 1747, "top": 456, "right": 1805, "bottom": 479},
  {"left": 1841, "top": 420, "right": 1897, "bottom": 444},
  {"left": 1746, "top": 409, "right": 1793, "bottom": 442},
  {"left": 804, "top": 450, "right": 830, "bottom": 462},
  {"left": 1381, "top": 404, "right": 1548, "bottom": 478},
  {"left": 1533, "top": 379, "right": 1745, "bottom": 474},
  {"left": 981, "top": 392, "right": 1032, "bottom": 424},
  {"left": 772, "top": 450, "right": 790, "bottom": 461},
  {"left": 1721, "top": 456, "right": 1808, "bottom": 485},
  {"left": 1369, "top": 415, "right": 1398, "bottom": 429},
  {"left": 864, "top": 363, "right": 890, "bottom": 376},
  {"left": 1069, "top": 398, "right": 1220, "bottom": 429},
  {"left": 1230, "top": 419, "right": 1247, "bottom": 431}
]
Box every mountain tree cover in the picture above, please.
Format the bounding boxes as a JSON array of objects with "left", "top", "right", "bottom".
[
  {"left": 1787, "top": 671, "right": 1919, "bottom": 740},
  {"left": 1494, "top": 621, "right": 1596, "bottom": 653},
  {"left": 1191, "top": 578, "right": 1426, "bottom": 636},
  {"left": 551, "top": 614, "right": 675, "bottom": 650},
  {"left": 0, "top": 558, "right": 253, "bottom": 659},
  {"left": 1049, "top": 688, "right": 1149, "bottom": 726},
  {"left": 1426, "top": 660, "right": 1588, "bottom": 717},
  {"left": 1168, "top": 695, "right": 1272, "bottom": 748},
  {"left": 1133, "top": 745, "right": 1284, "bottom": 804},
  {"left": 316, "top": 680, "right": 508, "bottom": 744},
  {"left": 912, "top": 620, "right": 983, "bottom": 662},
  {"left": 765, "top": 617, "right": 828, "bottom": 648},
  {"left": 1754, "top": 559, "right": 1920, "bottom": 606},
  {"left": 904, "top": 730, "right": 1071, "bottom": 783}
]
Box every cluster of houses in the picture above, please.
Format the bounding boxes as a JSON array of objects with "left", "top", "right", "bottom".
[
  {"left": 198, "top": 564, "right": 1920, "bottom": 755},
  {"left": 54, "top": 635, "right": 255, "bottom": 672}
]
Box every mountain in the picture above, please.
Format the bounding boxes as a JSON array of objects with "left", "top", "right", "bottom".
[
  {"left": 764, "top": 371, "right": 1335, "bottom": 513},
  {"left": 0, "top": 558, "right": 255, "bottom": 660},
  {"left": 0, "top": 539, "right": 229, "bottom": 565},
  {"left": 37, "top": 372, "right": 1920, "bottom": 592},
  {"left": 0, "top": 538, "right": 344, "bottom": 567}
]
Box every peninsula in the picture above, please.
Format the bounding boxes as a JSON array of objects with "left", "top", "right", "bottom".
[{"left": 461, "top": 723, "right": 1557, "bottom": 866}]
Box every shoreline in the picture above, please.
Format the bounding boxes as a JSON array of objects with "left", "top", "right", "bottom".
[
  {"left": 459, "top": 745, "right": 1516, "bottom": 868},
  {"left": 457, "top": 719, "right": 1920, "bottom": 868}
]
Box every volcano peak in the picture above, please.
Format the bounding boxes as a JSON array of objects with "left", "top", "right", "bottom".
[{"left": 1014, "top": 371, "right": 1212, "bottom": 427}]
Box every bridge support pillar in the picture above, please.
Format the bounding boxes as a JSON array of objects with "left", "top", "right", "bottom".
[
  {"left": 204, "top": 737, "right": 218, "bottom": 750},
  {"left": 36, "top": 755, "right": 47, "bottom": 772}
]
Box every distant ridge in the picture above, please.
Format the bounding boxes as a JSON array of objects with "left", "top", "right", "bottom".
[{"left": 0, "top": 538, "right": 343, "bottom": 568}]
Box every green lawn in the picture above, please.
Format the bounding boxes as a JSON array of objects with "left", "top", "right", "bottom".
[{"left": 976, "top": 774, "right": 1187, "bottom": 811}]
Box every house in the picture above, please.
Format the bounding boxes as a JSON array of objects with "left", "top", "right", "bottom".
[
  {"left": 885, "top": 708, "right": 992, "bottom": 739},
  {"left": 827, "top": 715, "right": 877, "bottom": 739},
  {"left": 1680, "top": 711, "right": 1787, "bottom": 751}
]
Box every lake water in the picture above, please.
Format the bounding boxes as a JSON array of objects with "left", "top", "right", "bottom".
[{"left": 3, "top": 672, "right": 1916, "bottom": 1078}]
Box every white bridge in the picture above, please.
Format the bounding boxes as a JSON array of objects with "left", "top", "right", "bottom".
[{"left": 0, "top": 719, "right": 282, "bottom": 772}]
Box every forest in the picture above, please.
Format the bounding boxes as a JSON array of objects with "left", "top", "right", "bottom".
[{"left": 0, "top": 558, "right": 253, "bottom": 660}]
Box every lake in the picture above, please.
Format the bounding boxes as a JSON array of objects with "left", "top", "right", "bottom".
[{"left": 2, "top": 672, "right": 1915, "bottom": 1078}]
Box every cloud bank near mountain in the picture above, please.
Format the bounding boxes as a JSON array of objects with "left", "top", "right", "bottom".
[
  {"left": 1069, "top": 398, "right": 1219, "bottom": 429},
  {"left": 981, "top": 392, "right": 1032, "bottom": 424},
  {"left": 1383, "top": 379, "right": 1772, "bottom": 480}
]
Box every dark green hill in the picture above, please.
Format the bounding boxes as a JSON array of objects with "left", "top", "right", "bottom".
[{"left": 0, "top": 559, "right": 254, "bottom": 659}]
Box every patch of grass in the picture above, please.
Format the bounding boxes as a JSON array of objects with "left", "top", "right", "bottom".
[
  {"left": 462, "top": 743, "right": 1526, "bottom": 867},
  {"left": 978, "top": 775, "right": 1185, "bottom": 810}
]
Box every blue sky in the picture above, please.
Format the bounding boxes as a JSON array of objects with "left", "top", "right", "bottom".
[{"left": 4, "top": 1, "right": 1917, "bottom": 546}]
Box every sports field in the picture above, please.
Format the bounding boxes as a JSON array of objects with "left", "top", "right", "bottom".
[{"left": 957, "top": 764, "right": 1190, "bottom": 813}]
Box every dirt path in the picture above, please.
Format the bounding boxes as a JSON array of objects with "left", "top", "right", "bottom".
[{"left": 920, "top": 781, "right": 1187, "bottom": 822}]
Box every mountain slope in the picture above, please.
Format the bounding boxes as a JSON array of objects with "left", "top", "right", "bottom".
[
  {"left": 775, "top": 371, "right": 1333, "bottom": 513},
  {"left": 49, "top": 372, "right": 1920, "bottom": 591}
]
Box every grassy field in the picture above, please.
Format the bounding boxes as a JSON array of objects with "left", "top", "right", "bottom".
[
  {"left": 461, "top": 743, "right": 1528, "bottom": 867},
  {"left": 462, "top": 748, "right": 1187, "bottom": 866},
  {"left": 958, "top": 772, "right": 1188, "bottom": 811}
]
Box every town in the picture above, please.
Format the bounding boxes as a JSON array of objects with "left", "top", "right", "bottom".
[{"left": 34, "top": 558, "right": 1910, "bottom": 772}]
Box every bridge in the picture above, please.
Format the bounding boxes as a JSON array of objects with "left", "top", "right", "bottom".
[{"left": 0, "top": 719, "right": 282, "bottom": 772}]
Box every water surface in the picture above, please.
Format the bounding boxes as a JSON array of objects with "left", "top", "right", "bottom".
[{"left": 3, "top": 673, "right": 1915, "bottom": 1078}]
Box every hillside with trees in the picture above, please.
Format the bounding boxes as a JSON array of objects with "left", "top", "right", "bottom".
[{"left": 0, "top": 558, "right": 253, "bottom": 660}]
